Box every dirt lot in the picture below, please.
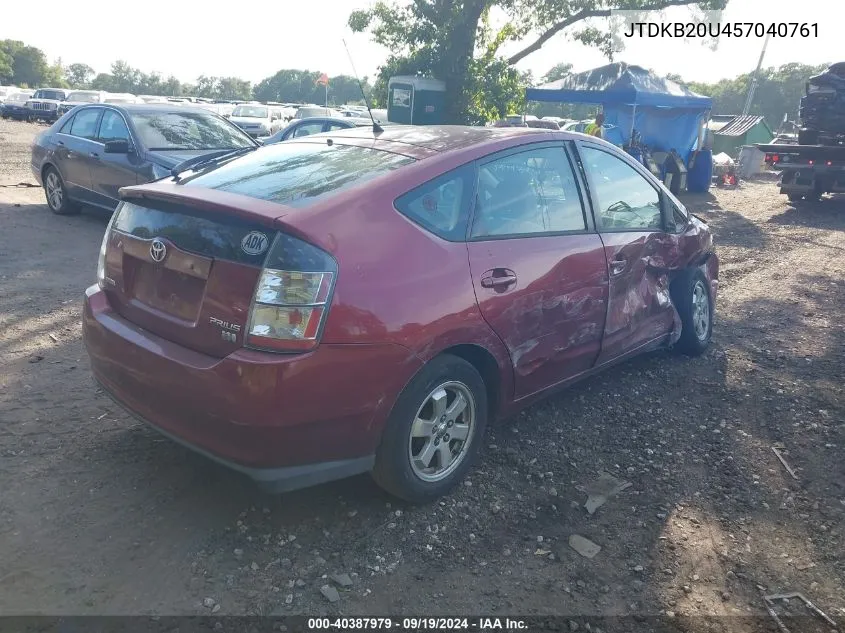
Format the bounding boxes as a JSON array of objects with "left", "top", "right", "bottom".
[{"left": 1, "top": 117, "right": 843, "bottom": 628}]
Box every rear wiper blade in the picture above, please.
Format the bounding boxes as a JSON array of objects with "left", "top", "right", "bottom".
[{"left": 171, "top": 146, "right": 257, "bottom": 180}]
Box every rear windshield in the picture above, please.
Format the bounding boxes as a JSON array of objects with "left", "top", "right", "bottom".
[
  {"left": 68, "top": 92, "right": 100, "bottom": 102},
  {"left": 232, "top": 105, "right": 268, "bottom": 118},
  {"left": 35, "top": 90, "right": 65, "bottom": 100},
  {"left": 182, "top": 142, "right": 415, "bottom": 209},
  {"left": 113, "top": 200, "right": 273, "bottom": 265},
  {"left": 130, "top": 111, "right": 255, "bottom": 151}
]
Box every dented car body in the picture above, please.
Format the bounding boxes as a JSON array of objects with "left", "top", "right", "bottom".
[{"left": 82, "top": 125, "right": 718, "bottom": 498}]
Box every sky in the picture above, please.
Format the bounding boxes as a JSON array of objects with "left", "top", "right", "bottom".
[{"left": 1, "top": 0, "right": 835, "bottom": 88}]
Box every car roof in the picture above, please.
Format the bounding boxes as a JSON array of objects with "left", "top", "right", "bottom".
[
  {"left": 295, "top": 116, "right": 371, "bottom": 125},
  {"left": 76, "top": 103, "right": 221, "bottom": 116},
  {"left": 320, "top": 124, "right": 569, "bottom": 153}
]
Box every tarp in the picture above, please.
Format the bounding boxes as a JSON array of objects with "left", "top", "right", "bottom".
[
  {"left": 525, "top": 62, "right": 712, "bottom": 162},
  {"left": 601, "top": 105, "right": 709, "bottom": 162},
  {"left": 525, "top": 62, "right": 712, "bottom": 109}
]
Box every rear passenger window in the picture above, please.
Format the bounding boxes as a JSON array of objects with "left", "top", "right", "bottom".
[
  {"left": 394, "top": 165, "right": 473, "bottom": 241},
  {"left": 59, "top": 115, "right": 74, "bottom": 134},
  {"left": 69, "top": 108, "right": 101, "bottom": 140},
  {"left": 293, "top": 122, "right": 324, "bottom": 137},
  {"left": 471, "top": 145, "right": 586, "bottom": 238}
]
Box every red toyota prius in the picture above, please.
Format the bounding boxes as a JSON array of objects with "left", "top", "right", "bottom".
[{"left": 83, "top": 125, "right": 718, "bottom": 502}]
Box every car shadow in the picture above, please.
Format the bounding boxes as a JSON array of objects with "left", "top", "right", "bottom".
[{"left": 769, "top": 195, "right": 845, "bottom": 232}]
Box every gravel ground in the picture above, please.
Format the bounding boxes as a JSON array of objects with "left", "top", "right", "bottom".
[{"left": 1, "top": 118, "right": 843, "bottom": 630}]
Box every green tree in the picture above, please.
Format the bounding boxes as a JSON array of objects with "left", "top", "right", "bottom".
[
  {"left": 90, "top": 73, "right": 116, "bottom": 91},
  {"left": 10, "top": 44, "right": 50, "bottom": 87},
  {"left": 109, "top": 60, "right": 143, "bottom": 92},
  {"left": 253, "top": 69, "right": 324, "bottom": 103},
  {"left": 66, "top": 63, "right": 95, "bottom": 88},
  {"left": 350, "top": 0, "right": 729, "bottom": 124},
  {"left": 326, "top": 74, "right": 372, "bottom": 105},
  {"left": 216, "top": 77, "right": 252, "bottom": 100},
  {"left": 542, "top": 62, "right": 573, "bottom": 84},
  {"left": 685, "top": 62, "right": 828, "bottom": 128},
  {"left": 0, "top": 48, "right": 12, "bottom": 84},
  {"left": 162, "top": 75, "right": 182, "bottom": 96}
]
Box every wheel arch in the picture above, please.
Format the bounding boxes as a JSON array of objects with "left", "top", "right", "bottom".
[
  {"left": 437, "top": 343, "right": 503, "bottom": 422},
  {"left": 41, "top": 161, "right": 61, "bottom": 183}
]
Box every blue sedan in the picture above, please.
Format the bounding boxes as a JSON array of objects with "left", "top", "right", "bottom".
[
  {"left": 30, "top": 103, "right": 258, "bottom": 215},
  {"left": 262, "top": 116, "right": 374, "bottom": 145}
]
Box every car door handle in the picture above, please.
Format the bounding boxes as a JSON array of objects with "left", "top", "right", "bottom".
[
  {"left": 480, "top": 270, "right": 518, "bottom": 289},
  {"left": 610, "top": 258, "right": 627, "bottom": 276},
  {"left": 89, "top": 152, "right": 100, "bottom": 160}
]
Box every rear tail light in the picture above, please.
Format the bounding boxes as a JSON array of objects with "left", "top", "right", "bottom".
[
  {"left": 96, "top": 206, "right": 120, "bottom": 289},
  {"left": 246, "top": 233, "right": 337, "bottom": 352}
]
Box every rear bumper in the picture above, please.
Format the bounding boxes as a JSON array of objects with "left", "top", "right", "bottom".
[
  {"left": 2, "top": 106, "right": 27, "bottom": 118},
  {"left": 82, "top": 285, "right": 422, "bottom": 490}
]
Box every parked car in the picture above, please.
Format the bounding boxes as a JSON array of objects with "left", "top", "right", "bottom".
[
  {"left": 82, "top": 125, "right": 719, "bottom": 502},
  {"left": 562, "top": 120, "right": 592, "bottom": 133},
  {"left": 31, "top": 103, "right": 259, "bottom": 214},
  {"left": 294, "top": 106, "right": 343, "bottom": 119},
  {"left": 137, "top": 95, "right": 171, "bottom": 104},
  {"left": 262, "top": 116, "right": 373, "bottom": 144},
  {"left": 228, "top": 104, "right": 285, "bottom": 138},
  {"left": 0, "top": 85, "right": 21, "bottom": 104},
  {"left": 526, "top": 119, "right": 561, "bottom": 130},
  {"left": 0, "top": 90, "right": 35, "bottom": 119},
  {"left": 58, "top": 90, "right": 107, "bottom": 117},
  {"left": 26, "top": 88, "right": 70, "bottom": 122},
  {"left": 103, "top": 93, "right": 140, "bottom": 104},
  {"left": 195, "top": 102, "right": 236, "bottom": 118}
]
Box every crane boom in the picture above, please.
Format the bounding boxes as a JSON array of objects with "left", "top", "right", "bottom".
[{"left": 742, "top": 34, "right": 771, "bottom": 116}]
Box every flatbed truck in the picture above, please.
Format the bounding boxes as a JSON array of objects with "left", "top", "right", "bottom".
[{"left": 755, "top": 143, "right": 845, "bottom": 202}]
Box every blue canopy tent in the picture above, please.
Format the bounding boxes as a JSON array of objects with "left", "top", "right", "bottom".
[{"left": 525, "top": 62, "right": 712, "bottom": 163}]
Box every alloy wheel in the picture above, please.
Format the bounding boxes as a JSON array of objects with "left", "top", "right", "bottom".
[
  {"left": 45, "top": 171, "right": 63, "bottom": 211},
  {"left": 692, "top": 280, "right": 710, "bottom": 341},
  {"left": 408, "top": 381, "right": 476, "bottom": 483}
]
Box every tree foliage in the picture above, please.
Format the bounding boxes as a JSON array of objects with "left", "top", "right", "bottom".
[
  {"left": 253, "top": 69, "right": 371, "bottom": 105},
  {"left": 683, "top": 62, "right": 829, "bottom": 128},
  {"left": 65, "top": 63, "right": 95, "bottom": 88},
  {"left": 349, "top": 0, "right": 728, "bottom": 123},
  {"left": 0, "top": 40, "right": 66, "bottom": 87}
]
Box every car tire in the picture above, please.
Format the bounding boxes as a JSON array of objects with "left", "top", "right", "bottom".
[
  {"left": 43, "top": 167, "right": 79, "bottom": 215},
  {"left": 670, "top": 267, "right": 713, "bottom": 357},
  {"left": 372, "top": 354, "right": 488, "bottom": 503}
]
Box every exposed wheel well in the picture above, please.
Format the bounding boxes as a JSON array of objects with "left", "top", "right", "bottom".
[
  {"left": 439, "top": 344, "right": 501, "bottom": 421},
  {"left": 41, "top": 163, "right": 56, "bottom": 183}
]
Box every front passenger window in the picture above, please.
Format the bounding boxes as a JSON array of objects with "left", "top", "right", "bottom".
[
  {"left": 581, "top": 146, "right": 663, "bottom": 231},
  {"left": 98, "top": 110, "right": 130, "bottom": 142}
]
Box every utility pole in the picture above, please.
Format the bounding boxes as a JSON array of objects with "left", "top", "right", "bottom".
[{"left": 742, "top": 33, "right": 771, "bottom": 116}]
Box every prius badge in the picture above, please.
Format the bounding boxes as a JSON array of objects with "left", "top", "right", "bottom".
[
  {"left": 150, "top": 238, "right": 167, "bottom": 263},
  {"left": 210, "top": 316, "right": 241, "bottom": 343}
]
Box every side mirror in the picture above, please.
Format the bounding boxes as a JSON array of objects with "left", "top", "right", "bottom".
[{"left": 104, "top": 139, "right": 131, "bottom": 154}]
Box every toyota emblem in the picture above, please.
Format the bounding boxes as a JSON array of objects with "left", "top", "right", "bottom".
[{"left": 150, "top": 238, "right": 167, "bottom": 263}]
